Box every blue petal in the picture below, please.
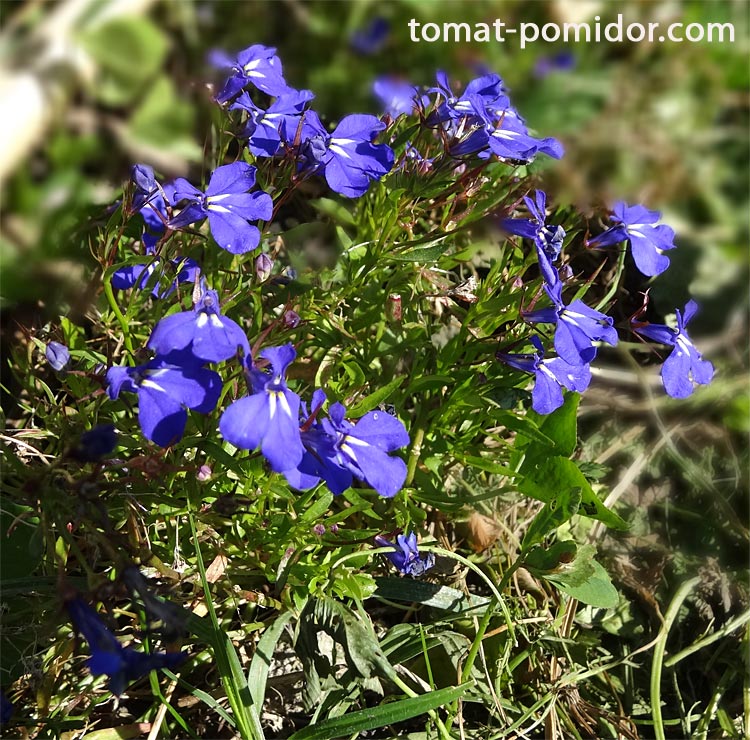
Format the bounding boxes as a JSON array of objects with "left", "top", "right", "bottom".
[
  {"left": 662, "top": 345, "right": 695, "bottom": 398},
  {"left": 532, "top": 366, "right": 565, "bottom": 414},
  {"left": 206, "top": 162, "right": 257, "bottom": 196},
  {"left": 207, "top": 211, "right": 261, "bottom": 254},
  {"left": 137, "top": 386, "right": 187, "bottom": 447},
  {"left": 349, "top": 410, "right": 409, "bottom": 452},
  {"left": 192, "top": 312, "right": 250, "bottom": 362},
  {"left": 219, "top": 394, "right": 270, "bottom": 451},
  {"left": 147, "top": 312, "right": 200, "bottom": 357},
  {"left": 261, "top": 389, "right": 304, "bottom": 472}
]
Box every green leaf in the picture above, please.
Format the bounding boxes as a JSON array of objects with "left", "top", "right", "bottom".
[
  {"left": 248, "top": 611, "right": 294, "bottom": 708},
  {"left": 518, "top": 456, "right": 627, "bottom": 531},
  {"left": 522, "top": 487, "right": 582, "bottom": 548},
  {"left": 524, "top": 541, "right": 579, "bottom": 573},
  {"left": 79, "top": 17, "right": 168, "bottom": 105},
  {"left": 545, "top": 557, "right": 619, "bottom": 608},
  {"left": 347, "top": 376, "right": 405, "bottom": 416},
  {"left": 390, "top": 239, "right": 453, "bottom": 263},
  {"left": 288, "top": 682, "right": 472, "bottom": 740},
  {"left": 534, "top": 393, "right": 579, "bottom": 457},
  {"left": 372, "top": 577, "right": 490, "bottom": 614},
  {"left": 311, "top": 198, "right": 356, "bottom": 227}
]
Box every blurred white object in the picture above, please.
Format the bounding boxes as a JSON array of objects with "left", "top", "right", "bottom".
[{"left": 0, "top": 0, "right": 154, "bottom": 185}]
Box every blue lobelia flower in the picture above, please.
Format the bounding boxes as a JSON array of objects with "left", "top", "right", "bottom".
[
  {"left": 46, "top": 341, "right": 71, "bottom": 372},
  {"left": 587, "top": 202, "right": 676, "bottom": 277},
  {"left": 374, "top": 532, "right": 435, "bottom": 577},
  {"left": 147, "top": 284, "right": 250, "bottom": 363},
  {"left": 350, "top": 16, "right": 390, "bottom": 55},
  {"left": 497, "top": 335, "right": 591, "bottom": 414},
  {"left": 65, "top": 596, "right": 186, "bottom": 696},
  {"left": 524, "top": 278, "right": 618, "bottom": 366},
  {"left": 299, "top": 112, "right": 394, "bottom": 198},
  {"left": 282, "top": 389, "right": 352, "bottom": 493},
  {"left": 211, "top": 44, "right": 290, "bottom": 104},
  {"left": 219, "top": 344, "right": 305, "bottom": 473},
  {"left": 169, "top": 162, "right": 273, "bottom": 255},
  {"left": 632, "top": 300, "right": 714, "bottom": 398},
  {"left": 483, "top": 111, "right": 564, "bottom": 162},
  {"left": 106, "top": 351, "right": 222, "bottom": 448},
  {"left": 501, "top": 190, "right": 566, "bottom": 261},
  {"left": 429, "top": 71, "right": 513, "bottom": 129},
  {"left": 372, "top": 77, "right": 423, "bottom": 117},
  {"left": 231, "top": 88, "right": 315, "bottom": 157}
]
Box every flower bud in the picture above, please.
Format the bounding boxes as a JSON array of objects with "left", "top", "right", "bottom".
[
  {"left": 283, "top": 310, "right": 301, "bottom": 328},
  {"left": 45, "top": 341, "right": 71, "bottom": 372},
  {"left": 255, "top": 253, "right": 273, "bottom": 282},
  {"left": 386, "top": 293, "right": 402, "bottom": 322}
]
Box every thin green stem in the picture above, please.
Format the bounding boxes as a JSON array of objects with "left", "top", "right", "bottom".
[
  {"left": 103, "top": 277, "right": 134, "bottom": 355},
  {"left": 651, "top": 576, "right": 700, "bottom": 740},
  {"left": 664, "top": 608, "right": 750, "bottom": 668}
]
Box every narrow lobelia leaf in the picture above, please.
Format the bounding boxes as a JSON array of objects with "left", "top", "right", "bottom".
[{"left": 287, "top": 682, "right": 472, "bottom": 740}]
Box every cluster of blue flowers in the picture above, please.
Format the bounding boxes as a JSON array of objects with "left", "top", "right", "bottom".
[
  {"left": 496, "top": 189, "right": 713, "bottom": 414},
  {"left": 105, "top": 281, "right": 410, "bottom": 498}
]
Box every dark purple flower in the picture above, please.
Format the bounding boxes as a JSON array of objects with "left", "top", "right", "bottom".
[
  {"left": 70, "top": 424, "right": 118, "bottom": 462},
  {"left": 501, "top": 190, "right": 566, "bottom": 261},
  {"left": 632, "top": 300, "right": 714, "bottom": 398},
  {"left": 147, "top": 284, "right": 250, "bottom": 363},
  {"left": 374, "top": 532, "right": 434, "bottom": 577},
  {"left": 211, "top": 44, "right": 290, "bottom": 103},
  {"left": 106, "top": 352, "right": 222, "bottom": 448},
  {"left": 0, "top": 691, "right": 12, "bottom": 727},
  {"left": 533, "top": 50, "right": 576, "bottom": 79},
  {"left": 219, "top": 344, "right": 305, "bottom": 472},
  {"left": 524, "top": 279, "right": 618, "bottom": 366},
  {"left": 169, "top": 162, "right": 273, "bottom": 255},
  {"left": 121, "top": 566, "right": 188, "bottom": 642},
  {"left": 497, "top": 335, "right": 591, "bottom": 414},
  {"left": 46, "top": 341, "right": 71, "bottom": 372},
  {"left": 587, "top": 202, "right": 676, "bottom": 277},
  {"left": 65, "top": 596, "right": 186, "bottom": 696},
  {"left": 299, "top": 113, "right": 394, "bottom": 198},
  {"left": 350, "top": 17, "right": 390, "bottom": 55}
]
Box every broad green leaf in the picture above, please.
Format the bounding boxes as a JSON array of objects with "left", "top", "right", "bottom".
[
  {"left": 288, "top": 682, "right": 472, "bottom": 740},
  {"left": 546, "top": 557, "right": 619, "bottom": 608},
  {"left": 524, "top": 541, "right": 578, "bottom": 573},
  {"left": 372, "top": 577, "right": 490, "bottom": 614},
  {"left": 518, "top": 456, "right": 627, "bottom": 530},
  {"left": 522, "top": 487, "right": 582, "bottom": 548},
  {"left": 533, "top": 393, "right": 579, "bottom": 457}
]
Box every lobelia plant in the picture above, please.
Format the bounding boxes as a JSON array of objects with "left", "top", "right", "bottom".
[{"left": 6, "top": 36, "right": 717, "bottom": 740}]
